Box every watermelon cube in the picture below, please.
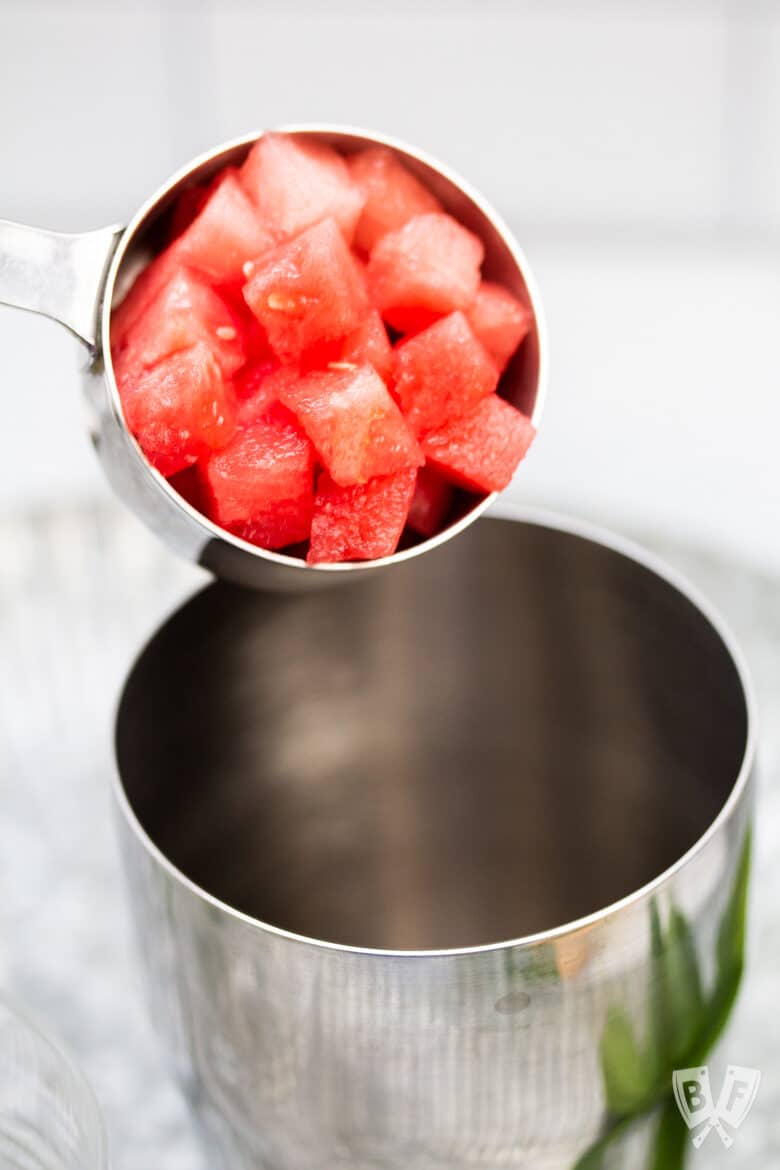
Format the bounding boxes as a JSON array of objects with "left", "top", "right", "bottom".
[
  {"left": 367, "top": 212, "right": 484, "bottom": 332},
  {"left": 111, "top": 250, "right": 179, "bottom": 352},
  {"left": 242, "top": 218, "right": 369, "bottom": 363},
  {"left": 167, "top": 182, "right": 211, "bottom": 241},
  {"left": 233, "top": 360, "right": 286, "bottom": 435},
  {"left": 339, "top": 309, "right": 393, "bottom": 382},
  {"left": 421, "top": 395, "right": 536, "bottom": 492},
  {"left": 276, "top": 364, "right": 423, "bottom": 487},
  {"left": 406, "top": 465, "right": 453, "bottom": 537},
  {"left": 348, "top": 146, "right": 441, "bottom": 253},
  {"left": 307, "top": 468, "right": 418, "bottom": 563},
  {"left": 172, "top": 169, "right": 275, "bottom": 283},
  {"left": 235, "top": 356, "right": 282, "bottom": 402},
  {"left": 201, "top": 402, "right": 315, "bottom": 549},
  {"left": 241, "top": 133, "right": 365, "bottom": 244},
  {"left": 112, "top": 268, "right": 246, "bottom": 389},
  {"left": 392, "top": 311, "right": 499, "bottom": 435},
  {"left": 120, "top": 342, "right": 237, "bottom": 477},
  {"left": 467, "top": 281, "right": 533, "bottom": 371},
  {"left": 167, "top": 464, "right": 206, "bottom": 511}
]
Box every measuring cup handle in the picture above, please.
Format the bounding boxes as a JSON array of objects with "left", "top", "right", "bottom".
[{"left": 0, "top": 220, "right": 124, "bottom": 350}]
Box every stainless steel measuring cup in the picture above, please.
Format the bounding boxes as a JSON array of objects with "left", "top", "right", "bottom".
[
  {"left": 0, "top": 126, "right": 546, "bottom": 590},
  {"left": 113, "top": 509, "right": 756, "bottom": 1169}
]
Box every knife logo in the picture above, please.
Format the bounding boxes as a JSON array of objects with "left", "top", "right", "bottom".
[{"left": 673, "top": 1065, "right": 761, "bottom": 1148}]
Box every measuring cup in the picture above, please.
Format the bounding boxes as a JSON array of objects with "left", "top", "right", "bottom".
[{"left": 0, "top": 126, "right": 547, "bottom": 590}]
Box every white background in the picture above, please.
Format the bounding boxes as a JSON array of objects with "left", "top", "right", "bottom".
[{"left": 1, "top": 0, "right": 778, "bottom": 573}]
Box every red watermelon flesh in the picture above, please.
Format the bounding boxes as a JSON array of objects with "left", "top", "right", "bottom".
[
  {"left": 307, "top": 468, "right": 418, "bottom": 563},
  {"left": 339, "top": 310, "right": 393, "bottom": 382},
  {"left": 111, "top": 250, "right": 179, "bottom": 352},
  {"left": 467, "top": 281, "right": 533, "bottom": 371},
  {"left": 111, "top": 133, "right": 539, "bottom": 560},
  {"left": 235, "top": 357, "right": 282, "bottom": 407},
  {"left": 172, "top": 169, "right": 275, "bottom": 283},
  {"left": 406, "top": 465, "right": 454, "bottom": 537},
  {"left": 112, "top": 268, "right": 246, "bottom": 388},
  {"left": 348, "top": 146, "right": 441, "bottom": 253},
  {"left": 367, "top": 212, "right": 483, "bottom": 332},
  {"left": 277, "top": 364, "right": 423, "bottom": 487},
  {"left": 201, "top": 402, "right": 314, "bottom": 548},
  {"left": 120, "top": 342, "right": 237, "bottom": 477},
  {"left": 392, "top": 311, "right": 498, "bottom": 435},
  {"left": 243, "top": 218, "right": 369, "bottom": 363},
  {"left": 168, "top": 183, "right": 211, "bottom": 240},
  {"left": 421, "top": 395, "right": 536, "bottom": 492},
  {"left": 167, "top": 464, "right": 206, "bottom": 511},
  {"left": 241, "top": 133, "right": 365, "bottom": 244}
]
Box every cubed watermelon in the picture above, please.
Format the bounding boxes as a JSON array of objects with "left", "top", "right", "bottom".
[
  {"left": 201, "top": 402, "right": 315, "bottom": 549},
  {"left": 111, "top": 250, "right": 179, "bottom": 352},
  {"left": 307, "top": 468, "right": 418, "bottom": 563},
  {"left": 392, "top": 311, "right": 499, "bottom": 435},
  {"left": 406, "top": 465, "right": 454, "bottom": 537},
  {"left": 120, "top": 342, "right": 237, "bottom": 477},
  {"left": 276, "top": 363, "right": 422, "bottom": 487},
  {"left": 112, "top": 132, "right": 538, "bottom": 560},
  {"left": 233, "top": 361, "right": 286, "bottom": 437},
  {"left": 421, "top": 394, "right": 536, "bottom": 492},
  {"left": 235, "top": 357, "right": 282, "bottom": 403},
  {"left": 243, "top": 218, "right": 369, "bottom": 363},
  {"left": 167, "top": 182, "right": 211, "bottom": 240},
  {"left": 367, "top": 212, "right": 484, "bottom": 332},
  {"left": 467, "top": 281, "right": 533, "bottom": 371},
  {"left": 348, "top": 147, "right": 441, "bottom": 253},
  {"left": 241, "top": 133, "right": 365, "bottom": 243},
  {"left": 113, "top": 268, "right": 246, "bottom": 389},
  {"left": 339, "top": 309, "right": 393, "bottom": 382},
  {"left": 167, "top": 464, "right": 206, "bottom": 511},
  {"left": 172, "top": 169, "right": 275, "bottom": 283}
]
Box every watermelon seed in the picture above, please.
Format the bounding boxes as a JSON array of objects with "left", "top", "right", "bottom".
[
  {"left": 215, "top": 326, "right": 237, "bottom": 341},
  {"left": 328, "top": 361, "right": 358, "bottom": 371},
  {"left": 242, "top": 261, "right": 255, "bottom": 278},
  {"left": 267, "top": 292, "right": 298, "bottom": 313}
]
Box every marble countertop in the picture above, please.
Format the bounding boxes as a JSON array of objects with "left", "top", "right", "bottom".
[{"left": 0, "top": 502, "right": 777, "bottom": 1168}]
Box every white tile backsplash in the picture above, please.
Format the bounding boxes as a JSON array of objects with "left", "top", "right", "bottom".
[
  {"left": 208, "top": 6, "right": 730, "bottom": 230},
  {"left": 0, "top": 1, "right": 776, "bottom": 235},
  {"left": 733, "top": 8, "right": 780, "bottom": 231},
  {"left": 0, "top": 3, "right": 174, "bottom": 229}
]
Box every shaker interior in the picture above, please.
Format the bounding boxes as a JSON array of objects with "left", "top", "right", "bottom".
[{"left": 116, "top": 517, "right": 748, "bottom": 950}]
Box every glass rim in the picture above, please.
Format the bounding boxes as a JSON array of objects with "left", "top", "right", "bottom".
[{"left": 0, "top": 993, "right": 109, "bottom": 1169}]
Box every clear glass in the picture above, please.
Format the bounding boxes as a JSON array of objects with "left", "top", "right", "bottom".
[{"left": 0, "top": 999, "right": 108, "bottom": 1170}]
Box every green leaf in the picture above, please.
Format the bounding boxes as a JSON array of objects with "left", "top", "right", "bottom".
[
  {"left": 715, "top": 828, "right": 751, "bottom": 990},
  {"left": 569, "top": 1113, "right": 638, "bottom": 1170},
  {"left": 688, "top": 827, "right": 752, "bottom": 1062},
  {"left": 571, "top": 828, "right": 752, "bottom": 1170},
  {"left": 662, "top": 907, "right": 705, "bottom": 1065},
  {"left": 647, "top": 900, "right": 673, "bottom": 1075},
  {"left": 600, "top": 1006, "right": 657, "bottom": 1116},
  {"left": 569, "top": 1099, "right": 690, "bottom": 1170},
  {"left": 648, "top": 1095, "right": 689, "bottom": 1170}
]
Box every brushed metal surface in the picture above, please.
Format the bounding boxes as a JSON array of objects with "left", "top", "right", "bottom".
[
  {"left": 0, "top": 220, "right": 122, "bottom": 348},
  {"left": 0, "top": 126, "right": 546, "bottom": 590},
  {"left": 114, "top": 514, "right": 756, "bottom": 1169}
]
